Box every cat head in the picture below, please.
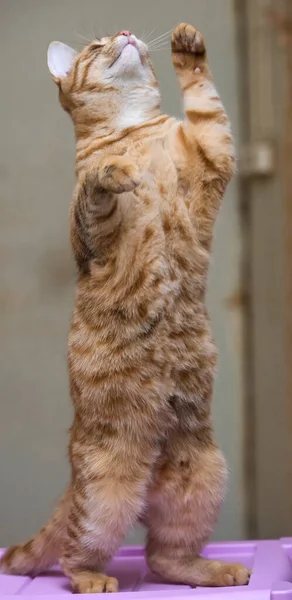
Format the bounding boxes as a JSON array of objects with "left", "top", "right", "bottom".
[{"left": 47, "top": 32, "right": 161, "bottom": 132}]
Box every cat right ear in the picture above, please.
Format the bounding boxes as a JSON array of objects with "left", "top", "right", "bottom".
[{"left": 47, "top": 42, "right": 77, "bottom": 83}]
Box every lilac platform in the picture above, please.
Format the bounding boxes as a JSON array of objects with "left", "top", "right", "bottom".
[{"left": 1, "top": 539, "right": 292, "bottom": 599}]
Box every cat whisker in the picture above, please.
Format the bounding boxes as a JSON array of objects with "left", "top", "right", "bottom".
[
  {"left": 148, "top": 47, "right": 169, "bottom": 52},
  {"left": 147, "top": 27, "right": 173, "bottom": 46},
  {"left": 142, "top": 28, "right": 156, "bottom": 44},
  {"left": 147, "top": 37, "right": 170, "bottom": 49},
  {"left": 148, "top": 29, "right": 172, "bottom": 43},
  {"left": 148, "top": 36, "right": 170, "bottom": 46},
  {"left": 148, "top": 40, "right": 170, "bottom": 51},
  {"left": 147, "top": 42, "right": 171, "bottom": 50},
  {"left": 74, "top": 31, "right": 93, "bottom": 44},
  {"left": 148, "top": 39, "right": 170, "bottom": 47}
]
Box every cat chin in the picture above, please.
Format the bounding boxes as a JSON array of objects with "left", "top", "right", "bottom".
[{"left": 113, "top": 44, "right": 142, "bottom": 75}]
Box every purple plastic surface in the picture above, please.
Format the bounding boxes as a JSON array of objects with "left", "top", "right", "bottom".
[{"left": 1, "top": 539, "right": 292, "bottom": 599}]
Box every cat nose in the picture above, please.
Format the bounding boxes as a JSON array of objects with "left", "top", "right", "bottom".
[{"left": 119, "top": 30, "right": 132, "bottom": 37}]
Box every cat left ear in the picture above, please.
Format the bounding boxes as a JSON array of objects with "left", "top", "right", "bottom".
[{"left": 47, "top": 41, "right": 77, "bottom": 83}]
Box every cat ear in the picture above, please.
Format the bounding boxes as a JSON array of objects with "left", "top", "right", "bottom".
[{"left": 47, "top": 42, "right": 77, "bottom": 82}]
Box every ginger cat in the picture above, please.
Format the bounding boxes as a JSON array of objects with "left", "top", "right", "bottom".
[{"left": 0, "top": 24, "right": 251, "bottom": 593}]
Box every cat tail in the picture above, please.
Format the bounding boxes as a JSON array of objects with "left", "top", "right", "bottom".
[{"left": 0, "top": 488, "right": 70, "bottom": 575}]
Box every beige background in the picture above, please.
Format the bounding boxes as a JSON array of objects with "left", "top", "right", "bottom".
[{"left": 0, "top": 0, "right": 245, "bottom": 545}]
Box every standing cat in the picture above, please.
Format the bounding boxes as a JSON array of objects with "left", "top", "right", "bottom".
[{"left": 1, "top": 24, "right": 250, "bottom": 593}]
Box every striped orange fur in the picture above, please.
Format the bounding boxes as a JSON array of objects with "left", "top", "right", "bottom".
[{"left": 0, "top": 25, "right": 250, "bottom": 593}]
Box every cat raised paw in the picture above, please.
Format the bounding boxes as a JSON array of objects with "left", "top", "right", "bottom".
[{"left": 171, "top": 23, "right": 206, "bottom": 57}]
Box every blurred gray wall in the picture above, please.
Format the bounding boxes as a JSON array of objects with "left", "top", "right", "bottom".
[{"left": 0, "top": 0, "right": 245, "bottom": 546}]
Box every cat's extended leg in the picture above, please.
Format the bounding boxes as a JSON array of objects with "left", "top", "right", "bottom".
[
  {"left": 170, "top": 23, "right": 235, "bottom": 249},
  {"left": 171, "top": 22, "right": 235, "bottom": 179},
  {"left": 0, "top": 489, "right": 70, "bottom": 575},
  {"left": 59, "top": 423, "right": 159, "bottom": 594},
  {"left": 144, "top": 429, "right": 251, "bottom": 587}
]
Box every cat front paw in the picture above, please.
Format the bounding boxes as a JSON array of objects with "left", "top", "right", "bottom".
[
  {"left": 86, "top": 158, "right": 141, "bottom": 194},
  {"left": 171, "top": 23, "right": 206, "bottom": 56},
  {"left": 101, "top": 161, "right": 141, "bottom": 193},
  {"left": 99, "top": 158, "right": 141, "bottom": 194}
]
